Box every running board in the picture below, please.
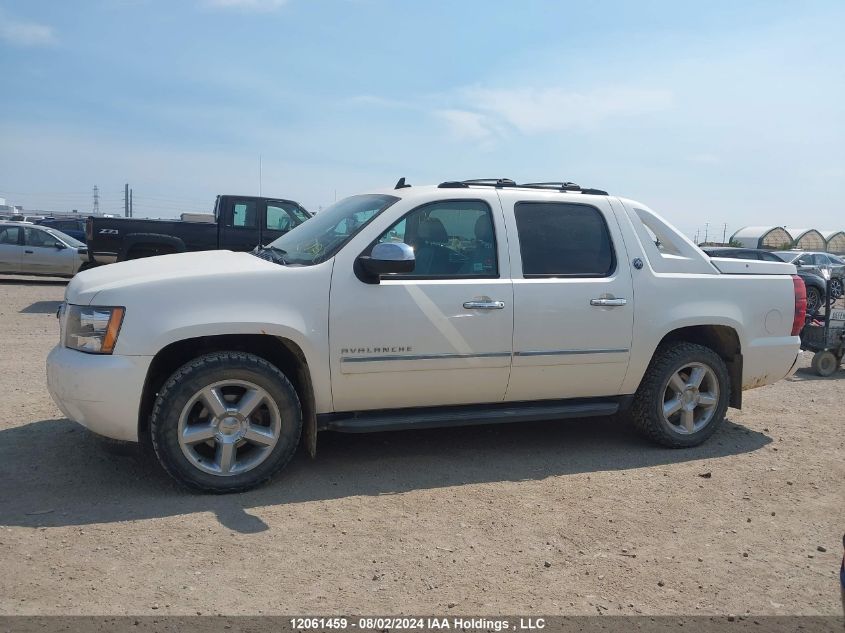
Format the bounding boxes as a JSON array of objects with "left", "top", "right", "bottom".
[{"left": 318, "top": 398, "right": 623, "bottom": 434}]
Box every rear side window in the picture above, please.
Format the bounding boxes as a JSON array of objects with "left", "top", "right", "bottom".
[
  {"left": 514, "top": 202, "right": 614, "bottom": 277},
  {"left": 228, "top": 200, "right": 258, "bottom": 228}
]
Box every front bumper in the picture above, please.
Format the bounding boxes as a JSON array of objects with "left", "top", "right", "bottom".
[{"left": 46, "top": 345, "right": 152, "bottom": 442}]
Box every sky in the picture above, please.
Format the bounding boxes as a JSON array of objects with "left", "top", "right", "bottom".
[{"left": 0, "top": 0, "right": 843, "bottom": 239}]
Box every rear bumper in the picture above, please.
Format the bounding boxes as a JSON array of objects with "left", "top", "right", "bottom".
[
  {"left": 46, "top": 345, "right": 151, "bottom": 442},
  {"left": 742, "top": 336, "right": 802, "bottom": 390}
]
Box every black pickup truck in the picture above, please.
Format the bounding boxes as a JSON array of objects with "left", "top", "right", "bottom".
[{"left": 85, "top": 194, "right": 310, "bottom": 264}]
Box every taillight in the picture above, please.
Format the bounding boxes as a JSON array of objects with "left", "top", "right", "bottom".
[
  {"left": 86, "top": 218, "right": 93, "bottom": 242},
  {"left": 791, "top": 275, "right": 806, "bottom": 336}
]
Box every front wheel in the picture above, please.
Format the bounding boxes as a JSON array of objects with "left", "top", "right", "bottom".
[
  {"left": 829, "top": 277, "right": 843, "bottom": 299},
  {"left": 150, "top": 351, "right": 302, "bottom": 492},
  {"left": 631, "top": 342, "right": 730, "bottom": 448}
]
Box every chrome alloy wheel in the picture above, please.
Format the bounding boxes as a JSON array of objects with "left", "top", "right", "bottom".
[
  {"left": 661, "top": 362, "right": 720, "bottom": 435},
  {"left": 177, "top": 380, "right": 281, "bottom": 476}
]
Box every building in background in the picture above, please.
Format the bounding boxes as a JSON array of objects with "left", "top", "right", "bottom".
[{"left": 731, "top": 226, "right": 845, "bottom": 254}]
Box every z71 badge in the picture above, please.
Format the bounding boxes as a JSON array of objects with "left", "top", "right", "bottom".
[{"left": 99, "top": 228, "right": 119, "bottom": 235}]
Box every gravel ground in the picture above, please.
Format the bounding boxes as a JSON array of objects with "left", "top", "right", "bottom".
[{"left": 0, "top": 277, "right": 843, "bottom": 616}]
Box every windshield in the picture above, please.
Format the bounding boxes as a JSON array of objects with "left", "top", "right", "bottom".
[
  {"left": 46, "top": 228, "right": 85, "bottom": 248},
  {"left": 265, "top": 194, "right": 398, "bottom": 265}
]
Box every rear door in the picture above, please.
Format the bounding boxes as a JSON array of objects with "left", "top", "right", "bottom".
[
  {"left": 219, "top": 197, "right": 262, "bottom": 251},
  {"left": 0, "top": 226, "right": 23, "bottom": 273},
  {"left": 499, "top": 192, "right": 634, "bottom": 401}
]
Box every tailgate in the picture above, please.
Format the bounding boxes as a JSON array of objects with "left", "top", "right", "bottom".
[{"left": 709, "top": 257, "right": 796, "bottom": 275}]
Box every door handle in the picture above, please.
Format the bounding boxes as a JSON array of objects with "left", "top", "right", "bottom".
[
  {"left": 590, "top": 298, "right": 627, "bottom": 307},
  {"left": 463, "top": 300, "right": 505, "bottom": 310},
  {"left": 24, "top": 250, "right": 33, "bottom": 254}
]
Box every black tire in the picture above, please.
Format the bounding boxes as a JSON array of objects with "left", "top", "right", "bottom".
[
  {"left": 150, "top": 351, "right": 302, "bottom": 493},
  {"left": 631, "top": 342, "right": 730, "bottom": 448},
  {"left": 805, "top": 286, "right": 822, "bottom": 314},
  {"left": 810, "top": 350, "right": 838, "bottom": 377}
]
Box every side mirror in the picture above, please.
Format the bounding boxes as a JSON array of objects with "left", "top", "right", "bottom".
[
  {"left": 55, "top": 242, "right": 67, "bottom": 250},
  {"left": 356, "top": 242, "right": 415, "bottom": 283}
]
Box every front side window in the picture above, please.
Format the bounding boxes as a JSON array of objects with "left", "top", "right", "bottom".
[
  {"left": 229, "top": 201, "right": 258, "bottom": 228},
  {"left": 373, "top": 200, "right": 497, "bottom": 277},
  {"left": 514, "top": 202, "right": 614, "bottom": 277},
  {"left": 267, "top": 194, "right": 398, "bottom": 266},
  {"left": 25, "top": 227, "right": 60, "bottom": 248},
  {"left": 266, "top": 204, "right": 295, "bottom": 231},
  {"left": 0, "top": 226, "right": 20, "bottom": 245}
]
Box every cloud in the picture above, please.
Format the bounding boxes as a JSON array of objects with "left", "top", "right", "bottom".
[
  {"left": 434, "top": 109, "right": 497, "bottom": 144},
  {"left": 462, "top": 86, "right": 674, "bottom": 135},
  {"left": 203, "top": 0, "right": 288, "bottom": 11},
  {"left": 0, "top": 9, "right": 56, "bottom": 47}
]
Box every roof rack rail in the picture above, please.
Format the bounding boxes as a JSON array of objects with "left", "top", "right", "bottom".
[
  {"left": 437, "top": 179, "right": 608, "bottom": 195},
  {"left": 520, "top": 181, "right": 609, "bottom": 195},
  {"left": 438, "top": 178, "right": 516, "bottom": 189}
]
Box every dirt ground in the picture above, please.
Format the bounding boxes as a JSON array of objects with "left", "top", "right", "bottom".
[{"left": 0, "top": 277, "right": 843, "bottom": 616}]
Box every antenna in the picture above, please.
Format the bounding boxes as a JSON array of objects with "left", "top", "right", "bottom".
[
  {"left": 92, "top": 185, "right": 99, "bottom": 215},
  {"left": 259, "top": 155, "right": 263, "bottom": 196}
]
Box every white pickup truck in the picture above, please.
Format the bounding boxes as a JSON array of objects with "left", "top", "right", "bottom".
[{"left": 47, "top": 178, "right": 805, "bottom": 492}]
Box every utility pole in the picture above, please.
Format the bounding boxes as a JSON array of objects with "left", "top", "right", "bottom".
[
  {"left": 259, "top": 155, "right": 263, "bottom": 196},
  {"left": 124, "top": 183, "right": 129, "bottom": 218},
  {"left": 722, "top": 223, "right": 728, "bottom": 244},
  {"left": 704, "top": 222, "right": 710, "bottom": 244},
  {"left": 694, "top": 229, "right": 700, "bottom": 244},
  {"left": 130, "top": 188, "right": 133, "bottom": 218},
  {"left": 92, "top": 185, "right": 99, "bottom": 215}
]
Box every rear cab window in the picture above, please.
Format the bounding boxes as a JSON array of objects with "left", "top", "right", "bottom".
[{"left": 513, "top": 202, "right": 615, "bottom": 277}]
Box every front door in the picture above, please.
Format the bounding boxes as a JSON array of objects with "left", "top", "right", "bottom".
[
  {"left": 498, "top": 193, "right": 634, "bottom": 401},
  {"left": 0, "top": 225, "right": 22, "bottom": 273},
  {"left": 23, "top": 227, "right": 75, "bottom": 275},
  {"left": 262, "top": 200, "right": 308, "bottom": 244},
  {"left": 329, "top": 197, "right": 514, "bottom": 412}
]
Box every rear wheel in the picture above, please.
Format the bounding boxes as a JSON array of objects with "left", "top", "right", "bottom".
[
  {"left": 810, "top": 350, "right": 838, "bottom": 377},
  {"left": 830, "top": 278, "right": 843, "bottom": 299},
  {"left": 631, "top": 342, "right": 730, "bottom": 448},
  {"left": 150, "top": 351, "right": 302, "bottom": 492}
]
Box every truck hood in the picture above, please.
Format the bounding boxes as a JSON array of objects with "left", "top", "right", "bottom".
[{"left": 66, "top": 250, "right": 277, "bottom": 305}]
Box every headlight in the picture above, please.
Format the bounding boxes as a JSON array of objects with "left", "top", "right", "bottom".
[{"left": 63, "top": 305, "right": 125, "bottom": 354}]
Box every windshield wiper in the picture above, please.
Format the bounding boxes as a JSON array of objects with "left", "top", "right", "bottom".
[{"left": 252, "top": 245, "right": 288, "bottom": 265}]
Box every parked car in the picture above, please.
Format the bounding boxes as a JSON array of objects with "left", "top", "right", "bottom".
[
  {"left": 36, "top": 217, "right": 86, "bottom": 242},
  {"left": 773, "top": 250, "right": 844, "bottom": 298},
  {"left": 84, "top": 195, "right": 311, "bottom": 265},
  {"left": 48, "top": 178, "right": 804, "bottom": 492},
  {"left": 702, "top": 247, "right": 827, "bottom": 313},
  {"left": 10, "top": 214, "right": 45, "bottom": 223},
  {"left": 0, "top": 221, "right": 88, "bottom": 277}
]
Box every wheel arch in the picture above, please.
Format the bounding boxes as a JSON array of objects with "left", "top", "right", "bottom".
[
  {"left": 118, "top": 233, "right": 186, "bottom": 261},
  {"left": 138, "top": 334, "right": 318, "bottom": 457},
  {"left": 652, "top": 324, "right": 743, "bottom": 409}
]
